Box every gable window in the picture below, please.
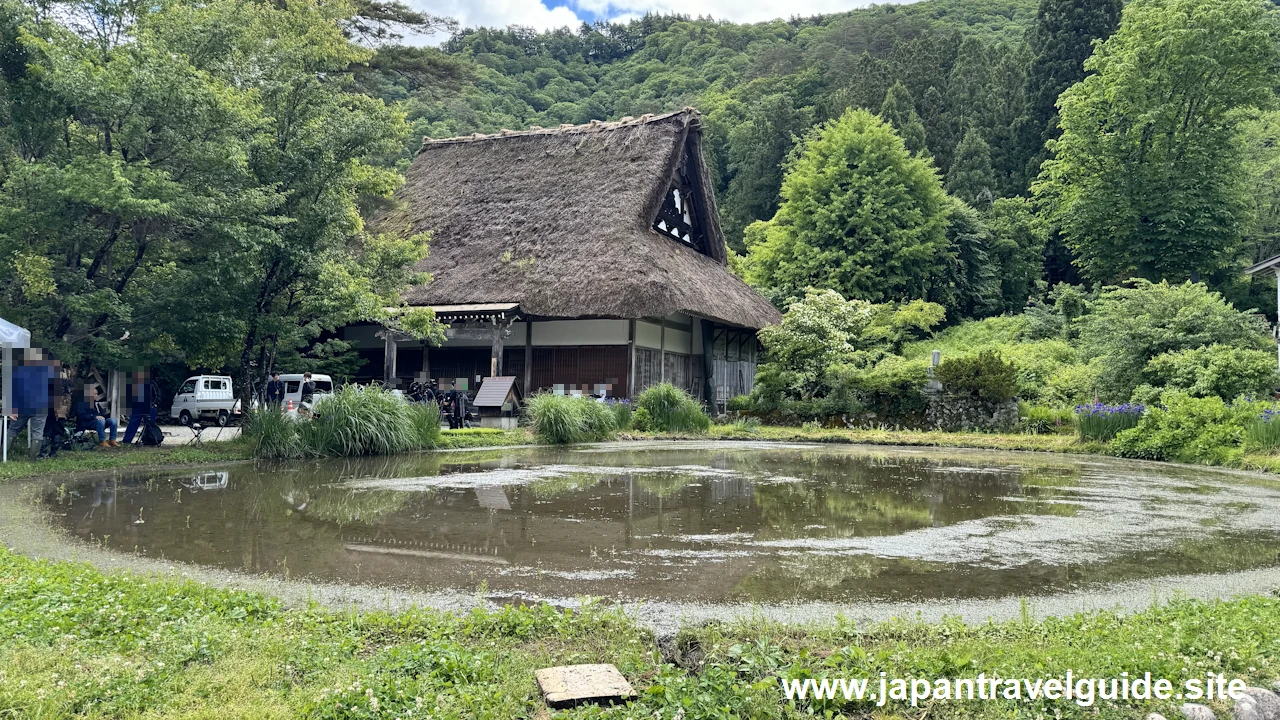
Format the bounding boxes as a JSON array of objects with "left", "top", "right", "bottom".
[{"left": 653, "top": 166, "right": 709, "bottom": 256}]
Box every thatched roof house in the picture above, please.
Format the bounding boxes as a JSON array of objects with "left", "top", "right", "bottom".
[{"left": 352, "top": 108, "right": 779, "bottom": 404}]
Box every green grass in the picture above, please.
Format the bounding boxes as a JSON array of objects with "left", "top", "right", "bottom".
[
  {"left": 0, "top": 437, "right": 253, "bottom": 483},
  {"left": 0, "top": 546, "right": 1277, "bottom": 719}
]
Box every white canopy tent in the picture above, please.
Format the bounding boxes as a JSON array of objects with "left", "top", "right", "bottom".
[{"left": 0, "top": 317, "right": 32, "bottom": 463}]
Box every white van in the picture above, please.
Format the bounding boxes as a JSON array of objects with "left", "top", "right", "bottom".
[
  {"left": 279, "top": 373, "right": 333, "bottom": 409},
  {"left": 171, "top": 375, "right": 240, "bottom": 426}
]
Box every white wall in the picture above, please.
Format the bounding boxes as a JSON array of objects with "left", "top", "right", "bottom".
[
  {"left": 531, "top": 319, "right": 629, "bottom": 346},
  {"left": 636, "top": 314, "right": 693, "bottom": 353}
]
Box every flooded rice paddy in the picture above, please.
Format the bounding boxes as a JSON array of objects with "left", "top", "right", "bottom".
[{"left": 30, "top": 442, "right": 1280, "bottom": 606}]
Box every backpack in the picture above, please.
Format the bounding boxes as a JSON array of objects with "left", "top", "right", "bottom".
[{"left": 141, "top": 417, "right": 164, "bottom": 446}]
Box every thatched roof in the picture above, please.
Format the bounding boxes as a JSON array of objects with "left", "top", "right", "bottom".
[{"left": 386, "top": 108, "right": 781, "bottom": 330}]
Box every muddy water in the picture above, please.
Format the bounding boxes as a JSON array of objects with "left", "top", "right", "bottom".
[{"left": 34, "top": 442, "right": 1280, "bottom": 604}]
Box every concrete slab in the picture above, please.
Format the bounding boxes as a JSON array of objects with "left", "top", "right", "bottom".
[{"left": 535, "top": 664, "right": 634, "bottom": 709}]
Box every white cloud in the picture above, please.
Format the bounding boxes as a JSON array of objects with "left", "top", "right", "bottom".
[
  {"left": 571, "top": 0, "right": 885, "bottom": 25},
  {"left": 416, "top": 0, "right": 582, "bottom": 35}
]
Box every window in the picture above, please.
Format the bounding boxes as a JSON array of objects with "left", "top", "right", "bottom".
[
  {"left": 285, "top": 381, "right": 300, "bottom": 394},
  {"left": 315, "top": 381, "right": 333, "bottom": 393},
  {"left": 179, "top": 380, "right": 196, "bottom": 395}
]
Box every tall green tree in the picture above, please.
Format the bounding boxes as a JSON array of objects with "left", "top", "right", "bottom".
[
  {"left": 1034, "top": 0, "right": 1280, "bottom": 283},
  {"left": 742, "top": 109, "right": 950, "bottom": 306},
  {"left": 986, "top": 196, "right": 1048, "bottom": 312},
  {"left": 933, "top": 198, "right": 1000, "bottom": 318},
  {"left": 878, "top": 82, "right": 927, "bottom": 155},
  {"left": 947, "top": 37, "right": 994, "bottom": 136},
  {"left": 719, "top": 92, "right": 813, "bottom": 252},
  {"left": 0, "top": 0, "right": 442, "bottom": 395},
  {"left": 919, "top": 86, "right": 957, "bottom": 171},
  {"left": 946, "top": 127, "right": 997, "bottom": 207},
  {"left": 1016, "top": 0, "right": 1123, "bottom": 186}
]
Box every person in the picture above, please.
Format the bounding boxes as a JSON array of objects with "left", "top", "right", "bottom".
[
  {"left": 6, "top": 348, "right": 55, "bottom": 460},
  {"left": 75, "top": 384, "right": 118, "bottom": 448},
  {"left": 123, "top": 368, "right": 157, "bottom": 445},
  {"left": 265, "top": 372, "right": 284, "bottom": 406},
  {"left": 301, "top": 372, "right": 316, "bottom": 405}
]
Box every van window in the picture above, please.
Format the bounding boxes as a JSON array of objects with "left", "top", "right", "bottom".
[
  {"left": 209, "top": 379, "right": 225, "bottom": 390},
  {"left": 285, "top": 381, "right": 300, "bottom": 394},
  {"left": 315, "top": 381, "right": 333, "bottom": 393},
  {"left": 179, "top": 380, "right": 196, "bottom": 394}
]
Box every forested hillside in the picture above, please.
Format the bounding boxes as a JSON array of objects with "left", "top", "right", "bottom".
[{"left": 379, "top": 0, "right": 1047, "bottom": 251}]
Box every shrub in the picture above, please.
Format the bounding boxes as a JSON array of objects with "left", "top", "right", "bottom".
[
  {"left": 1078, "top": 280, "right": 1271, "bottom": 400},
  {"left": 935, "top": 350, "right": 1018, "bottom": 401},
  {"left": 1245, "top": 409, "right": 1280, "bottom": 451},
  {"left": 725, "top": 395, "right": 753, "bottom": 412},
  {"left": 1075, "top": 402, "right": 1144, "bottom": 441},
  {"left": 303, "top": 384, "right": 417, "bottom": 456},
  {"left": 1111, "top": 393, "right": 1254, "bottom": 465},
  {"left": 1140, "top": 344, "right": 1279, "bottom": 401},
  {"left": 631, "top": 407, "right": 653, "bottom": 432},
  {"left": 636, "top": 383, "right": 710, "bottom": 433}
]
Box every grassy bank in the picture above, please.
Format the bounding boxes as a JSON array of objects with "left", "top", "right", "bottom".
[{"left": 0, "top": 547, "right": 1277, "bottom": 719}]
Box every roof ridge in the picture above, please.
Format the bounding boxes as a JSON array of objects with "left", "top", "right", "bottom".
[{"left": 420, "top": 107, "right": 699, "bottom": 150}]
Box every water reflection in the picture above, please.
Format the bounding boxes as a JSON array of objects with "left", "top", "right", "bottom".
[{"left": 36, "top": 444, "right": 1280, "bottom": 603}]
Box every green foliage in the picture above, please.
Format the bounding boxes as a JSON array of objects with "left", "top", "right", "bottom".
[
  {"left": 935, "top": 350, "right": 1019, "bottom": 401},
  {"left": 879, "top": 81, "right": 927, "bottom": 155},
  {"left": 725, "top": 395, "right": 753, "bottom": 412},
  {"left": 630, "top": 407, "right": 653, "bottom": 432},
  {"left": 986, "top": 196, "right": 1048, "bottom": 313},
  {"left": 946, "top": 127, "right": 997, "bottom": 206},
  {"left": 302, "top": 385, "right": 419, "bottom": 457},
  {"left": 1111, "top": 392, "right": 1260, "bottom": 465},
  {"left": 243, "top": 385, "right": 441, "bottom": 458},
  {"left": 935, "top": 197, "right": 1000, "bottom": 318},
  {"left": 1017, "top": 403, "right": 1075, "bottom": 434},
  {"left": 1034, "top": 0, "right": 1279, "bottom": 283},
  {"left": 1016, "top": 0, "right": 1123, "bottom": 182},
  {"left": 524, "top": 393, "right": 617, "bottom": 444},
  {"left": 0, "top": 0, "right": 432, "bottom": 388},
  {"left": 1139, "top": 345, "right": 1279, "bottom": 402},
  {"left": 1075, "top": 402, "right": 1145, "bottom": 441},
  {"left": 243, "top": 408, "right": 304, "bottom": 460},
  {"left": 754, "top": 289, "right": 879, "bottom": 404},
  {"left": 610, "top": 400, "right": 634, "bottom": 431},
  {"left": 1245, "top": 410, "right": 1280, "bottom": 451},
  {"left": 742, "top": 110, "right": 951, "bottom": 305},
  {"left": 1078, "top": 280, "right": 1271, "bottom": 400},
  {"left": 635, "top": 383, "right": 711, "bottom": 434}
]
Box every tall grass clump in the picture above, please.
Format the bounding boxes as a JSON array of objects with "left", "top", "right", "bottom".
[
  {"left": 407, "top": 401, "right": 443, "bottom": 449},
  {"left": 301, "top": 384, "right": 417, "bottom": 456},
  {"left": 1018, "top": 402, "right": 1075, "bottom": 434},
  {"left": 524, "top": 393, "right": 617, "bottom": 444},
  {"left": 243, "top": 408, "right": 302, "bottom": 459},
  {"left": 1245, "top": 409, "right": 1280, "bottom": 451},
  {"left": 1075, "top": 402, "right": 1144, "bottom": 441},
  {"left": 607, "top": 398, "right": 633, "bottom": 430},
  {"left": 635, "top": 382, "right": 711, "bottom": 433}
]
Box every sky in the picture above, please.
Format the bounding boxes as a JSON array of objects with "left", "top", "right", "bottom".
[{"left": 417, "top": 0, "right": 896, "bottom": 38}]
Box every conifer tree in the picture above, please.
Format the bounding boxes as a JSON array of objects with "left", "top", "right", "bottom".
[
  {"left": 879, "top": 82, "right": 927, "bottom": 155},
  {"left": 1016, "top": 0, "right": 1123, "bottom": 185},
  {"left": 947, "top": 128, "right": 996, "bottom": 207},
  {"left": 919, "top": 86, "right": 956, "bottom": 171}
]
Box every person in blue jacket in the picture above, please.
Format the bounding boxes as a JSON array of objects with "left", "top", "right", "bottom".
[
  {"left": 123, "top": 367, "right": 157, "bottom": 445},
  {"left": 6, "top": 348, "right": 55, "bottom": 459},
  {"left": 75, "top": 383, "right": 117, "bottom": 448}
]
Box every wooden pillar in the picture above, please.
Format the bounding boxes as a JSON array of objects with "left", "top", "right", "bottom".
[
  {"left": 422, "top": 342, "right": 430, "bottom": 383},
  {"left": 627, "top": 319, "right": 636, "bottom": 398},
  {"left": 659, "top": 319, "right": 666, "bottom": 384},
  {"left": 109, "top": 370, "right": 124, "bottom": 422},
  {"left": 524, "top": 321, "right": 533, "bottom": 395},
  {"left": 383, "top": 332, "right": 397, "bottom": 387},
  {"left": 489, "top": 321, "right": 504, "bottom": 377}
]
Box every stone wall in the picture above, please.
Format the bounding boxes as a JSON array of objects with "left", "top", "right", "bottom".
[{"left": 925, "top": 394, "right": 1019, "bottom": 432}]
